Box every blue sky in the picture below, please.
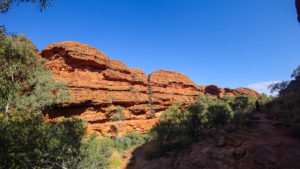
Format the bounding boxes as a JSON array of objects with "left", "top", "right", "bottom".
[{"left": 1, "top": 0, "right": 299, "bottom": 95}]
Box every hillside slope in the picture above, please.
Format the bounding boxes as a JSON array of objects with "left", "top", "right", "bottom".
[{"left": 125, "top": 111, "right": 300, "bottom": 169}]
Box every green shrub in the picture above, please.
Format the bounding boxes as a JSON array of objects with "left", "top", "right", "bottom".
[
  {"left": 124, "top": 130, "right": 145, "bottom": 146},
  {"left": 207, "top": 103, "right": 233, "bottom": 126},
  {"left": 258, "top": 93, "right": 273, "bottom": 105},
  {"left": 229, "top": 95, "right": 255, "bottom": 111},
  {"left": 0, "top": 113, "right": 85, "bottom": 169},
  {"left": 186, "top": 103, "right": 205, "bottom": 140},
  {"left": 115, "top": 137, "right": 132, "bottom": 151},
  {"left": 147, "top": 94, "right": 260, "bottom": 158},
  {"left": 266, "top": 66, "right": 300, "bottom": 126},
  {"left": 78, "top": 135, "right": 114, "bottom": 169},
  {"left": 110, "top": 106, "right": 125, "bottom": 122}
]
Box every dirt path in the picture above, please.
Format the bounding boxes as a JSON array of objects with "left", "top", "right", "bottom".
[
  {"left": 123, "top": 112, "right": 300, "bottom": 169},
  {"left": 244, "top": 112, "right": 300, "bottom": 169}
]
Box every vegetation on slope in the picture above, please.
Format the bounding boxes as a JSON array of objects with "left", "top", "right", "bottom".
[{"left": 144, "top": 93, "right": 273, "bottom": 159}]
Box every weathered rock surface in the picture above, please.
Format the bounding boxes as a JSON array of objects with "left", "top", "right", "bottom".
[
  {"left": 148, "top": 70, "right": 199, "bottom": 111},
  {"left": 42, "top": 41, "right": 152, "bottom": 136},
  {"left": 41, "top": 41, "right": 260, "bottom": 136},
  {"left": 204, "top": 85, "right": 225, "bottom": 98},
  {"left": 234, "top": 87, "right": 261, "bottom": 98}
]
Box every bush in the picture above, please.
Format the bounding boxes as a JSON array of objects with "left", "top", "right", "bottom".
[
  {"left": 0, "top": 113, "right": 85, "bottom": 169},
  {"left": 207, "top": 103, "right": 233, "bottom": 126},
  {"left": 147, "top": 94, "right": 261, "bottom": 158},
  {"left": 78, "top": 135, "right": 114, "bottom": 169},
  {"left": 124, "top": 130, "right": 145, "bottom": 146},
  {"left": 115, "top": 137, "right": 132, "bottom": 151},
  {"left": 258, "top": 93, "right": 273, "bottom": 105},
  {"left": 79, "top": 132, "right": 146, "bottom": 169},
  {"left": 266, "top": 66, "right": 300, "bottom": 126},
  {"left": 229, "top": 95, "right": 255, "bottom": 111},
  {"left": 186, "top": 103, "right": 205, "bottom": 140}
]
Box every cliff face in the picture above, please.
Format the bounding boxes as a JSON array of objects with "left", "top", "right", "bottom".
[
  {"left": 148, "top": 70, "right": 200, "bottom": 112},
  {"left": 41, "top": 41, "right": 260, "bottom": 136}
]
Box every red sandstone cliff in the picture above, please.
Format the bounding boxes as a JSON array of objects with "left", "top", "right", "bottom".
[{"left": 41, "top": 41, "right": 260, "bottom": 136}]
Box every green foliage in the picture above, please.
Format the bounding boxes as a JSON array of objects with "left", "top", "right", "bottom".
[
  {"left": 207, "top": 103, "right": 233, "bottom": 126},
  {"left": 115, "top": 137, "right": 132, "bottom": 151},
  {"left": 268, "top": 81, "right": 290, "bottom": 94},
  {"left": 147, "top": 94, "right": 259, "bottom": 158},
  {"left": 78, "top": 135, "right": 114, "bottom": 169},
  {"left": 291, "top": 65, "right": 300, "bottom": 78},
  {"left": 186, "top": 103, "right": 205, "bottom": 140},
  {"left": 124, "top": 130, "right": 145, "bottom": 146},
  {"left": 0, "top": 113, "right": 85, "bottom": 169},
  {"left": 257, "top": 93, "right": 273, "bottom": 105},
  {"left": 79, "top": 130, "right": 146, "bottom": 168},
  {"left": 0, "top": 0, "right": 54, "bottom": 13},
  {"left": 0, "top": 27, "right": 70, "bottom": 114},
  {"left": 228, "top": 95, "right": 256, "bottom": 112},
  {"left": 266, "top": 65, "right": 300, "bottom": 126},
  {"left": 110, "top": 106, "right": 125, "bottom": 122},
  {"left": 222, "top": 95, "right": 256, "bottom": 125}
]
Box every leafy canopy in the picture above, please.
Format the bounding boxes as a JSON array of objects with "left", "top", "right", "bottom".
[
  {"left": 0, "top": 27, "right": 70, "bottom": 114},
  {"left": 0, "top": 0, "right": 55, "bottom": 13}
]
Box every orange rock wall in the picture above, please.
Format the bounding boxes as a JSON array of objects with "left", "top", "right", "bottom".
[{"left": 41, "top": 41, "right": 260, "bottom": 136}]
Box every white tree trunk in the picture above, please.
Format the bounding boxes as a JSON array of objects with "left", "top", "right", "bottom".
[{"left": 5, "top": 102, "right": 9, "bottom": 113}]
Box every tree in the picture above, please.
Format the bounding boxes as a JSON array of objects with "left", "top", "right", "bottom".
[
  {"left": 110, "top": 106, "right": 125, "bottom": 138},
  {"left": 0, "top": 113, "right": 85, "bottom": 169},
  {"left": 0, "top": 0, "right": 54, "bottom": 13},
  {"left": 291, "top": 65, "right": 300, "bottom": 78},
  {"left": 0, "top": 27, "right": 70, "bottom": 115}
]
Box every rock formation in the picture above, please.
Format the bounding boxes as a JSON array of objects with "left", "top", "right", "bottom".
[
  {"left": 234, "top": 87, "right": 261, "bottom": 98},
  {"left": 41, "top": 41, "right": 260, "bottom": 136},
  {"left": 148, "top": 70, "right": 199, "bottom": 112}
]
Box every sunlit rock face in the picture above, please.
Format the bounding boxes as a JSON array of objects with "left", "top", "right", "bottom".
[{"left": 41, "top": 41, "right": 260, "bottom": 136}]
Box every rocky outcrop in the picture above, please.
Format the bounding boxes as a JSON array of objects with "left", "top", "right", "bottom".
[
  {"left": 224, "top": 88, "right": 238, "bottom": 96},
  {"left": 234, "top": 87, "right": 261, "bottom": 98},
  {"left": 204, "top": 85, "right": 225, "bottom": 98},
  {"left": 201, "top": 85, "right": 260, "bottom": 98},
  {"left": 148, "top": 70, "right": 199, "bottom": 112},
  {"left": 41, "top": 41, "right": 260, "bottom": 136},
  {"left": 42, "top": 41, "right": 152, "bottom": 136}
]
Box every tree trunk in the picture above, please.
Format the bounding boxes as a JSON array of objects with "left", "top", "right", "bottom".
[{"left": 5, "top": 102, "right": 9, "bottom": 113}]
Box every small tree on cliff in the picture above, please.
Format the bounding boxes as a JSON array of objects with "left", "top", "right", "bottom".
[
  {"left": 0, "top": 27, "right": 70, "bottom": 115},
  {"left": 110, "top": 106, "right": 125, "bottom": 138}
]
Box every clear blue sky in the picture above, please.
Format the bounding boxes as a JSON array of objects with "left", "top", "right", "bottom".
[{"left": 1, "top": 0, "right": 299, "bottom": 93}]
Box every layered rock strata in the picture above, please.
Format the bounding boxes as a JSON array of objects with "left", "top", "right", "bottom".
[{"left": 41, "top": 41, "right": 260, "bottom": 136}]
